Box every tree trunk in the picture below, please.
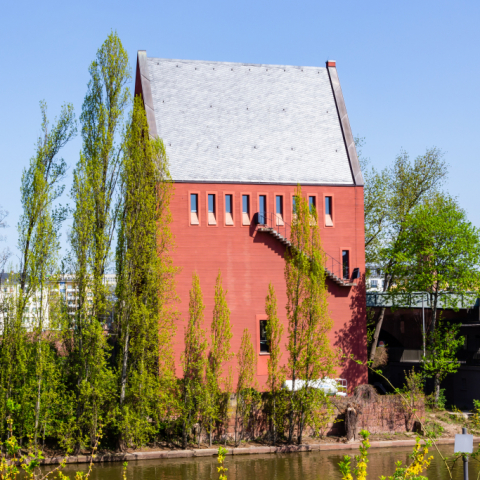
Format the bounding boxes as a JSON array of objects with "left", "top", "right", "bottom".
[
  {"left": 297, "top": 411, "right": 304, "bottom": 445},
  {"left": 434, "top": 373, "right": 441, "bottom": 407},
  {"left": 234, "top": 400, "right": 238, "bottom": 447},
  {"left": 182, "top": 417, "right": 187, "bottom": 449},
  {"left": 369, "top": 275, "right": 391, "bottom": 361},
  {"left": 431, "top": 291, "right": 440, "bottom": 409},
  {"left": 431, "top": 291, "right": 438, "bottom": 335},
  {"left": 345, "top": 405, "right": 357, "bottom": 442},
  {"left": 34, "top": 376, "right": 41, "bottom": 446},
  {"left": 182, "top": 384, "right": 189, "bottom": 450},
  {"left": 288, "top": 276, "right": 301, "bottom": 444},
  {"left": 288, "top": 376, "right": 296, "bottom": 444},
  {"left": 119, "top": 323, "right": 130, "bottom": 406},
  {"left": 369, "top": 307, "right": 386, "bottom": 361},
  {"left": 272, "top": 395, "right": 276, "bottom": 446}
]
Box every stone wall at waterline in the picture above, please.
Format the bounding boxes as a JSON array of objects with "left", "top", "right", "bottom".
[
  {"left": 215, "top": 391, "right": 425, "bottom": 443},
  {"left": 329, "top": 395, "right": 426, "bottom": 437}
]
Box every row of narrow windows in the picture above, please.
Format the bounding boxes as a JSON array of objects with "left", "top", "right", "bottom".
[
  {"left": 191, "top": 193, "right": 350, "bottom": 280},
  {"left": 190, "top": 193, "right": 334, "bottom": 227}
]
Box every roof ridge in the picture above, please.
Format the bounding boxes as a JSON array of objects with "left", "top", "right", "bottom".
[{"left": 147, "top": 57, "right": 327, "bottom": 70}]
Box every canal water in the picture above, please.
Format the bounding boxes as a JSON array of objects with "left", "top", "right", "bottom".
[{"left": 43, "top": 444, "right": 480, "bottom": 479}]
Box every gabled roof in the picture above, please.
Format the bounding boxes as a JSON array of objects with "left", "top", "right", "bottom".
[{"left": 135, "top": 52, "right": 363, "bottom": 186}]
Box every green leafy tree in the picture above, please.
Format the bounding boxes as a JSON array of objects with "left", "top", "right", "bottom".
[
  {"left": 234, "top": 329, "right": 258, "bottom": 446},
  {"left": 203, "top": 271, "right": 233, "bottom": 446},
  {"left": 181, "top": 273, "right": 207, "bottom": 449},
  {"left": 356, "top": 137, "right": 390, "bottom": 266},
  {"left": 67, "top": 31, "right": 130, "bottom": 448},
  {"left": 115, "top": 96, "right": 177, "bottom": 448},
  {"left": 367, "top": 148, "right": 448, "bottom": 361},
  {"left": 285, "top": 186, "right": 336, "bottom": 444},
  {"left": 265, "top": 283, "right": 286, "bottom": 445},
  {"left": 0, "top": 102, "right": 75, "bottom": 443},
  {"left": 387, "top": 195, "right": 480, "bottom": 403}
]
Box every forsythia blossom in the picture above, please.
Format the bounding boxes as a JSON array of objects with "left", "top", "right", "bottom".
[{"left": 339, "top": 431, "right": 433, "bottom": 480}]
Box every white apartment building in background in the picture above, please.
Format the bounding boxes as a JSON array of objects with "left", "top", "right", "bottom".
[
  {"left": 58, "top": 273, "right": 117, "bottom": 310},
  {"left": 0, "top": 273, "right": 116, "bottom": 330},
  {"left": 366, "top": 264, "right": 386, "bottom": 292}
]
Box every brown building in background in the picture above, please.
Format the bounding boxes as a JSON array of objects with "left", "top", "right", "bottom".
[{"left": 367, "top": 292, "right": 480, "bottom": 408}]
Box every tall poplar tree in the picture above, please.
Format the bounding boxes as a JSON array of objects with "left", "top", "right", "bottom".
[
  {"left": 115, "top": 96, "right": 177, "bottom": 448},
  {"left": 181, "top": 273, "right": 207, "bottom": 449},
  {"left": 203, "top": 271, "right": 233, "bottom": 446},
  {"left": 234, "top": 329, "right": 258, "bottom": 446},
  {"left": 285, "top": 186, "right": 336, "bottom": 444},
  {"left": 0, "top": 102, "right": 75, "bottom": 442},
  {"left": 265, "top": 283, "right": 285, "bottom": 445},
  {"left": 67, "top": 32, "right": 130, "bottom": 447}
]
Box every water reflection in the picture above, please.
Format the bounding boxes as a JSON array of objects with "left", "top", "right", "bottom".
[{"left": 42, "top": 445, "right": 480, "bottom": 480}]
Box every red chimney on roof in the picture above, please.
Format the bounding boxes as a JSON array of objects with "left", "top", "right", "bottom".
[{"left": 326, "top": 60, "right": 336, "bottom": 67}]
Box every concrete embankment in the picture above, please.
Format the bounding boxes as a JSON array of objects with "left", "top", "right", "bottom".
[{"left": 41, "top": 437, "right": 480, "bottom": 465}]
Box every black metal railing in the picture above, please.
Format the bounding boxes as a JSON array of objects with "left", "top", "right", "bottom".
[{"left": 256, "top": 211, "right": 347, "bottom": 282}]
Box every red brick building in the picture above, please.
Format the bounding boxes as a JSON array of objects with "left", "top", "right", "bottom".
[{"left": 135, "top": 51, "right": 367, "bottom": 390}]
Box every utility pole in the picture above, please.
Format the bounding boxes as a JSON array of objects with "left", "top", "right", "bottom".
[{"left": 422, "top": 293, "right": 426, "bottom": 358}]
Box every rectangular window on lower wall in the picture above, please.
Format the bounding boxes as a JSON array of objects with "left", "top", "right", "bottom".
[
  {"left": 208, "top": 194, "right": 216, "bottom": 225},
  {"left": 225, "top": 194, "right": 233, "bottom": 225},
  {"left": 259, "top": 319, "right": 269, "bottom": 353},
  {"left": 190, "top": 193, "right": 199, "bottom": 225},
  {"left": 342, "top": 250, "right": 350, "bottom": 280}
]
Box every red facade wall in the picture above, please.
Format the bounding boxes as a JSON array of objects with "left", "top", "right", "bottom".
[{"left": 169, "top": 183, "right": 367, "bottom": 391}]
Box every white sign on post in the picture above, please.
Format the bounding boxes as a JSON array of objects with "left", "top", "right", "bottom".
[{"left": 454, "top": 433, "right": 474, "bottom": 453}]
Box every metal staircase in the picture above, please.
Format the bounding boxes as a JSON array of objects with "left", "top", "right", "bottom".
[{"left": 257, "top": 213, "right": 355, "bottom": 288}]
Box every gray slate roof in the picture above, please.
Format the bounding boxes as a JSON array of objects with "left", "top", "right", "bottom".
[{"left": 145, "top": 57, "right": 357, "bottom": 185}]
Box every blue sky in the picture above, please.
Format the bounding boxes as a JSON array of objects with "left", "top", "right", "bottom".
[{"left": 1, "top": 0, "right": 479, "bottom": 261}]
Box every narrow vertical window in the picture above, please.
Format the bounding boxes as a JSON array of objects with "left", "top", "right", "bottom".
[
  {"left": 276, "top": 195, "right": 284, "bottom": 226},
  {"left": 225, "top": 194, "right": 233, "bottom": 225},
  {"left": 259, "top": 195, "right": 266, "bottom": 224},
  {"left": 259, "top": 320, "right": 269, "bottom": 353},
  {"left": 342, "top": 250, "right": 350, "bottom": 280},
  {"left": 325, "top": 196, "right": 333, "bottom": 226},
  {"left": 242, "top": 195, "right": 250, "bottom": 225},
  {"left": 190, "top": 194, "right": 199, "bottom": 225},
  {"left": 208, "top": 194, "right": 216, "bottom": 225},
  {"left": 309, "top": 196, "right": 317, "bottom": 225},
  {"left": 292, "top": 196, "right": 298, "bottom": 222}
]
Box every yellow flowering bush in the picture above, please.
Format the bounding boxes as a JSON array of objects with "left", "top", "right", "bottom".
[
  {"left": 339, "top": 430, "right": 370, "bottom": 480},
  {"left": 0, "top": 411, "right": 100, "bottom": 480},
  {"left": 217, "top": 446, "right": 228, "bottom": 480},
  {"left": 380, "top": 438, "right": 433, "bottom": 480},
  {"left": 339, "top": 431, "right": 433, "bottom": 480}
]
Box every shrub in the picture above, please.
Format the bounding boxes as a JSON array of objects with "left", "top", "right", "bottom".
[{"left": 338, "top": 430, "right": 433, "bottom": 480}]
